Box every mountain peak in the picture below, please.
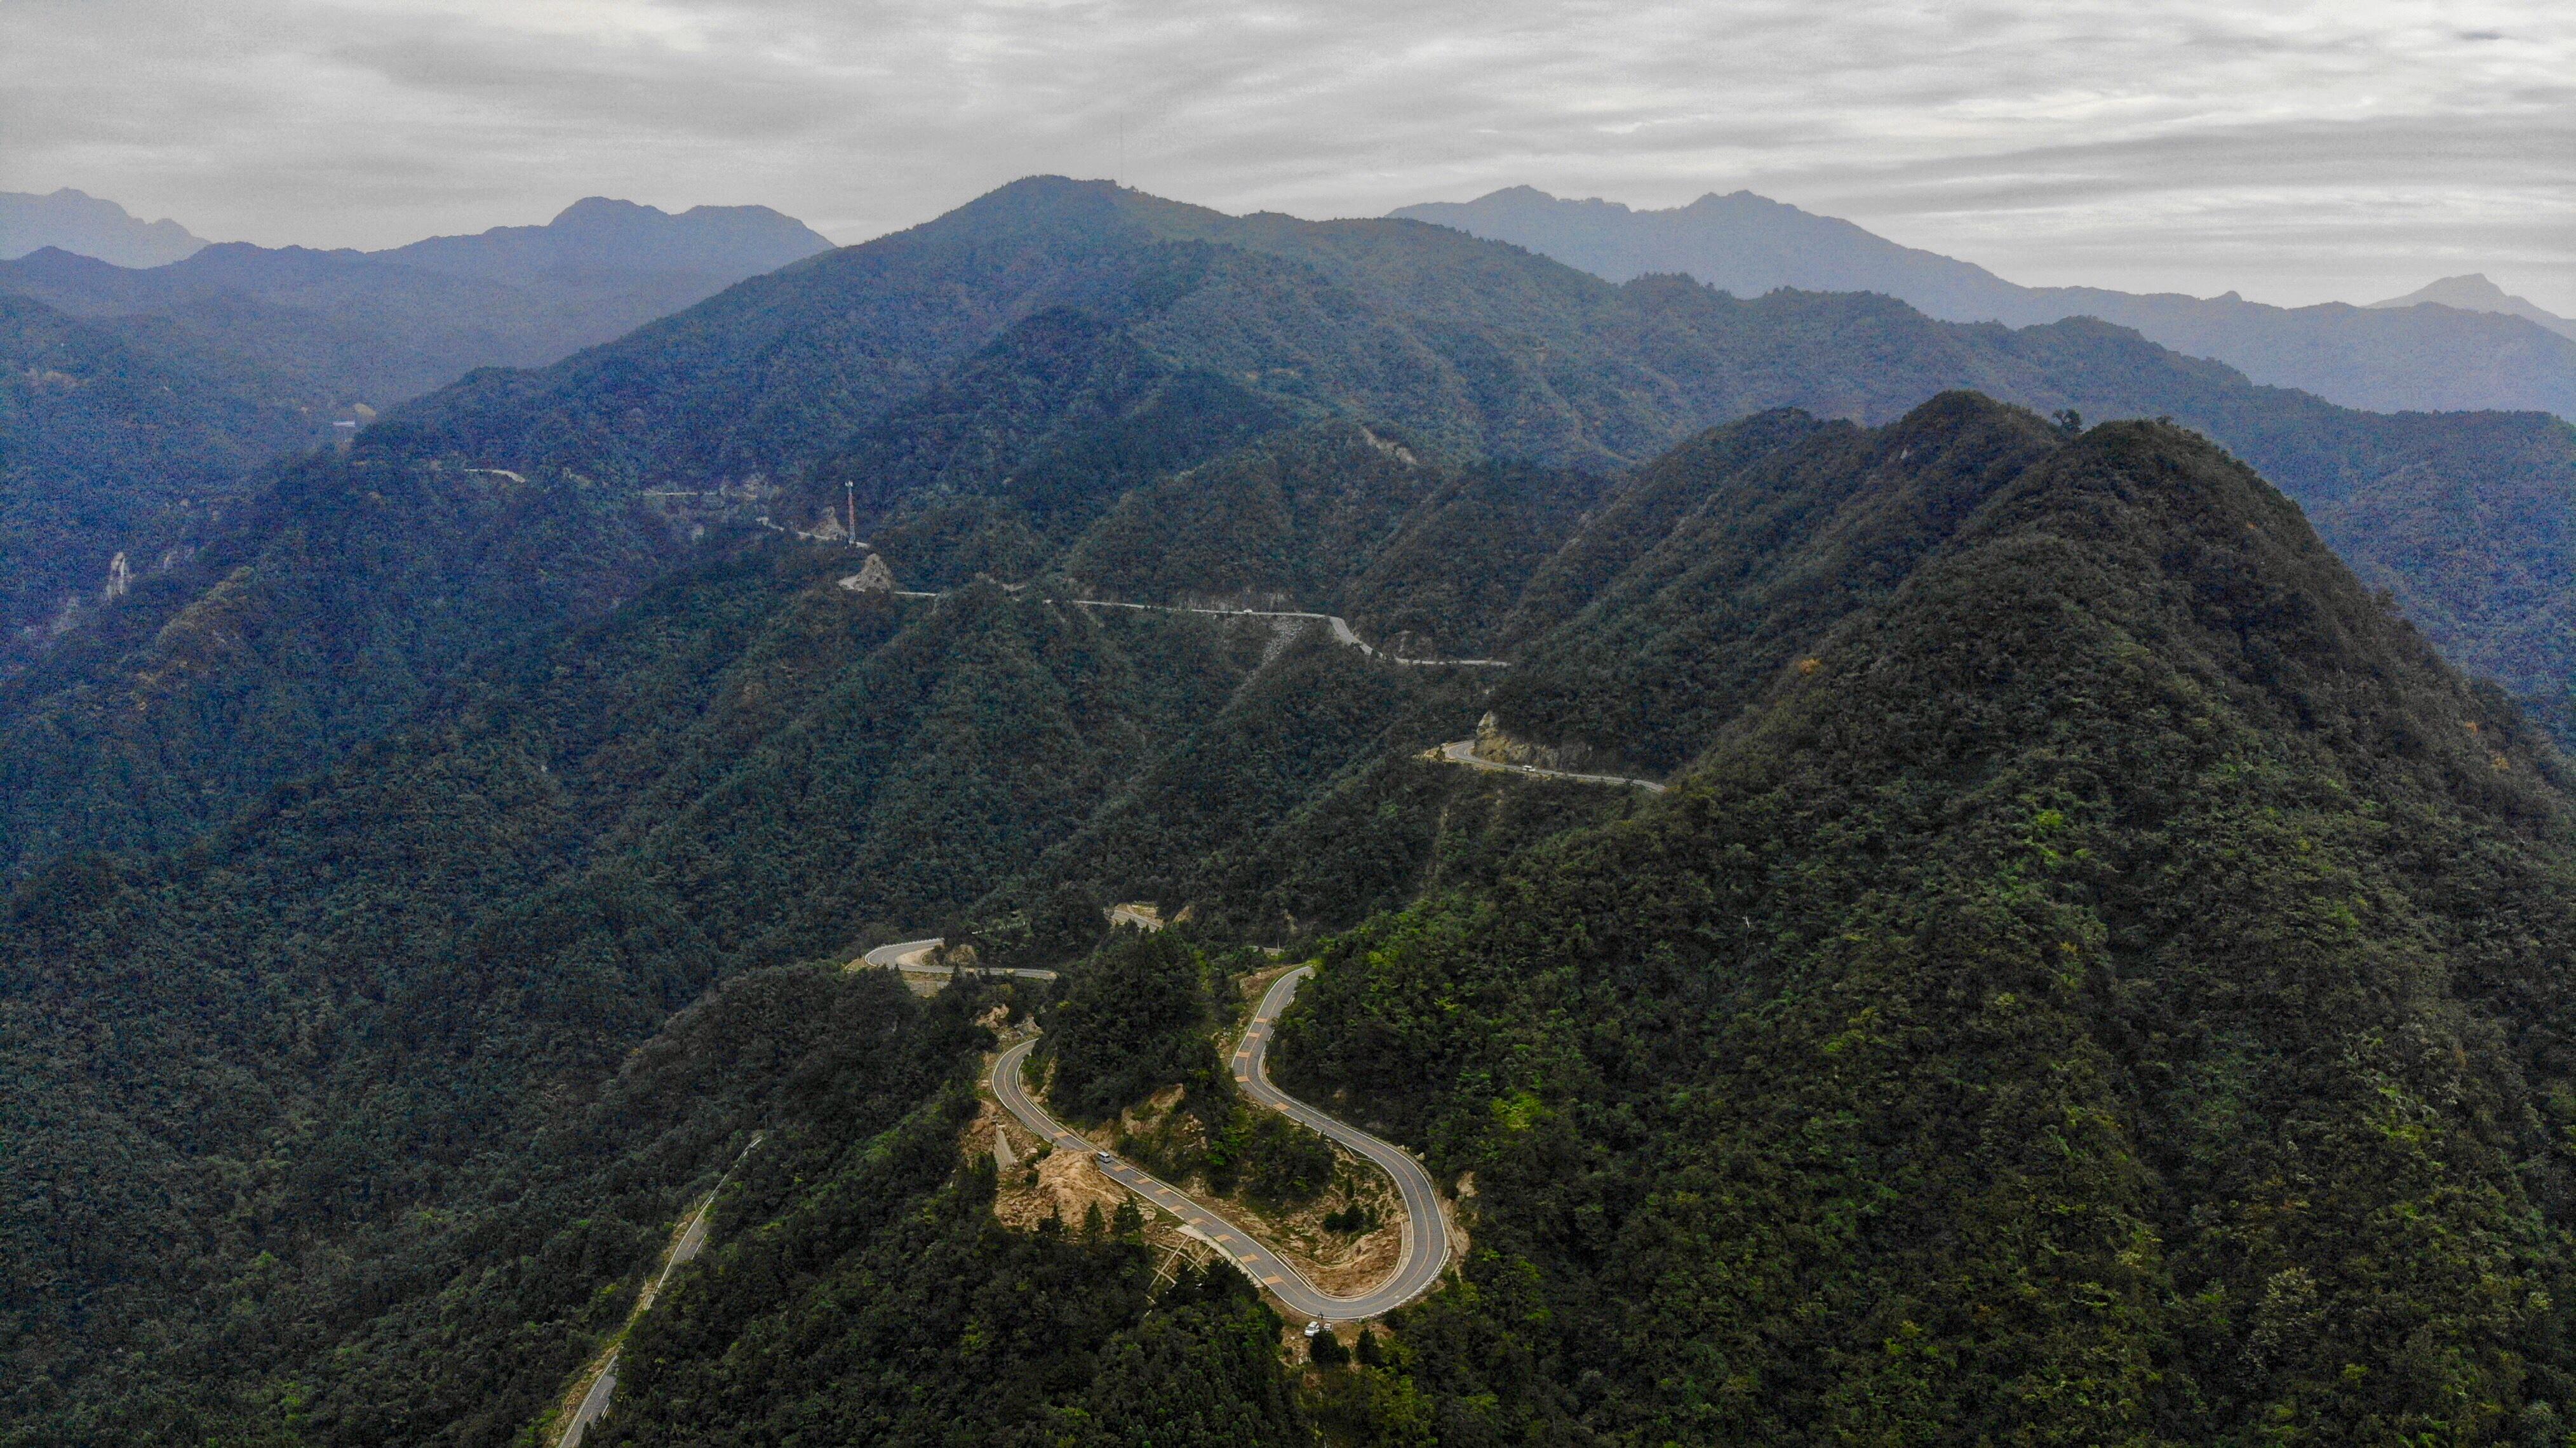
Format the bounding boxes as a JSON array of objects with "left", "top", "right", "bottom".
[
  {"left": 2368, "top": 272, "right": 2575, "bottom": 339},
  {"left": 375, "top": 196, "right": 833, "bottom": 286},
  {"left": 548, "top": 196, "right": 665, "bottom": 226},
  {"left": 0, "top": 188, "right": 206, "bottom": 267}
]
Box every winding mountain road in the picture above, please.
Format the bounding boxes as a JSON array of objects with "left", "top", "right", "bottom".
[
  {"left": 861, "top": 937, "right": 1059, "bottom": 981},
  {"left": 849, "top": 579, "right": 1507, "bottom": 667},
  {"left": 1434, "top": 738, "right": 1668, "bottom": 793},
  {"left": 1058, "top": 598, "right": 1507, "bottom": 667},
  {"left": 991, "top": 966, "right": 1447, "bottom": 1322}
]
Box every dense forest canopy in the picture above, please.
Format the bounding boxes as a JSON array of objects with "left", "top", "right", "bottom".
[{"left": 11, "top": 173, "right": 2576, "bottom": 1448}]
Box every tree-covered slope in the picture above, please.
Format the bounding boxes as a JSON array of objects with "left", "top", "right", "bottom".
[
  {"left": 370, "top": 177, "right": 2576, "bottom": 739},
  {"left": 0, "top": 290, "right": 323, "bottom": 671},
  {"left": 1488, "top": 396, "right": 2068, "bottom": 770},
  {"left": 0, "top": 524, "right": 1475, "bottom": 1440},
  {"left": 1276, "top": 398, "right": 2576, "bottom": 1445},
  {"left": 10, "top": 172, "right": 2576, "bottom": 1448},
  {"left": 17, "top": 372, "right": 2576, "bottom": 1445},
  {"left": 0, "top": 447, "right": 690, "bottom": 880}
]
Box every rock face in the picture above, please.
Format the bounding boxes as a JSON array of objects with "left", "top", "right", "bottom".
[{"left": 838, "top": 553, "right": 897, "bottom": 593}]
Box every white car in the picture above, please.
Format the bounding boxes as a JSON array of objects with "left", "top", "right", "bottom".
[{"left": 1095, "top": 1151, "right": 1115, "bottom": 1167}]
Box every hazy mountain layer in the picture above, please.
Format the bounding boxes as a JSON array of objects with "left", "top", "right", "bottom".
[
  {"left": 2372, "top": 273, "right": 2576, "bottom": 340},
  {"left": 1396, "top": 186, "right": 2576, "bottom": 419},
  {"left": 0, "top": 198, "right": 832, "bottom": 407},
  {"left": 0, "top": 189, "right": 205, "bottom": 269},
  {"left": 0, "top": 198, "right": 833, "bottom": 687}
]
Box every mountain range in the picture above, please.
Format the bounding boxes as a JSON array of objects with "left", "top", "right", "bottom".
[
  {"left": 1395, "top": 186, "right": 2576, "bottom": 419},
  {"left": 0, "top": 196, "right": 833, "bottom": 406},
  {"left": 9, "top": 175, "right": 2575, "bottom": 878},
  {"left": 10, "top": 175, "right": 2576, "bottom": 1447}
]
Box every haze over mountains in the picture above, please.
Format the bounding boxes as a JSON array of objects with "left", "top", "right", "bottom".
[
  {"left": 1397, "top": 187, "right": 2576, "bottom": 420},
  {"left": 0, "top": 196, "right": 833, "bottom": 406},
  {"left": 0, "top": 189, "right": 206, "bottom": 269},
  {"left": 2371, "top": 272, "right": 2576, "bottom": 339},
  {"left": 10, "top": 173, "right": 2576, "bottom": 1447}
]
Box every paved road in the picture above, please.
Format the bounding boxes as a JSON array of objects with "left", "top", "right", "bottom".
[
  {"left": 990, "top": 967, "right": 1447, "bottom": 1322},
  {"left": 859, "top": 937, "right": 1059, "bottom": 981},
  {"left": 1435, "top": 738, "right": 1667, "bottom": 793},
  {"left": 1063, "top": 599, "right": 1508, "bottom": 667},
  {"left": 879, "top": 589, "right": 1506, "bottom": 667},
  {"left": 559, "top": 1134, "right": 762, "bottom": 1447}
]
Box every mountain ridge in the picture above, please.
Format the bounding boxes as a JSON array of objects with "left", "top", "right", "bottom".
[
  {"left": 2370, "top": 272, "right": 2576, "bottom": 339},
  {"left": 386, "top": 177, "right": 2576, "bottom": 738},
  {"left": 1395, "top": 185, "right": 2576, "bottom": 419},
  {"left": 1279, "top": 394, "right": 2576, "bottom": 1444},
  {"left": 0, "top": 196, "right": 834, "bottom": 405}
]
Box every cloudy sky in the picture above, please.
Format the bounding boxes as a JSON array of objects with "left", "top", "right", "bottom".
[{"left": 6, "top": 0, "right": 2570, "bottom": 311}]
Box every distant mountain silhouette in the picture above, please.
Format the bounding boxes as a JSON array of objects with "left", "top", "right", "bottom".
[
  {"left": 377, "top": 196, "right": 834, "bottom": 293},
  {"left": 0, "top": 189, "right": 206, "bottom": 268},
  {"left": 0, "top": 197, "right": 835, "bottom": 404},
  {"left": 1395, "top": 187, "right": 2576, "bottom": 419},
  {"left": 2369, "top": 272, "right": 2576, "bottom": 340}
]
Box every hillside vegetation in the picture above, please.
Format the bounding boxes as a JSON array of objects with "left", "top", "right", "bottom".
[
  {"left": 0, "top": 291, "right": 323, "bottom": 670},
  {"left": 389, "top": 177, "right": 2576, "bottom": 739},
  {"left": 1280, "top": 402, "right": 2576, "bottom": 1444},
  {"left": 14, "top": 174, "right": 2576, "bottom": 1448}
]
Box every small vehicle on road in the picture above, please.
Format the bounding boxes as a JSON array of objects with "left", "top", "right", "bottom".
[{"left": 1096, "top": 1151, "right": 1116, "bottom": 1167}]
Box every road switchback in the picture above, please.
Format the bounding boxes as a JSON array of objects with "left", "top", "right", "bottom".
[{"left": 990, "top": 967, "right": 1447, "bottom": 1322}]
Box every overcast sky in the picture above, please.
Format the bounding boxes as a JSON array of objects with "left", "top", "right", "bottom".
[{"left": 5, "top": 0, "right": 2569, "bottom": 311}]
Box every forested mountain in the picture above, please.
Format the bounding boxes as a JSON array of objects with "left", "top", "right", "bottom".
[
  {"left": 0, "top": 290, "right": 325, "bottom": 671},
  {"left": 1278, "top": 398, "right": 2576, "bottom": 1444},
  {"left": 389, "top": 178, "right": 2576, "bottom": 728},
  {"left": 0, "top": 198, "right": 831, "bottom": 690},
  {"left": 11, "top": 176, "right": 2576, "bottom": 880},
  {"left": 14, "top": 380, "right": 2576, "bottom": 1445},
  {"left": 1396, "top": 185, "right": 2576, "bottom": 419},
  {"left": 0, "top": 448, "right": 690, "bottom": 876},
  {"left": 15, "top": 175, "right": 2576, "bottom": 1447}
]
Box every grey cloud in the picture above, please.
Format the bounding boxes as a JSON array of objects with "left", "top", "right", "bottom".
[{"left": 1, "top": 0, "right": 2567, "bottom": 311}]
